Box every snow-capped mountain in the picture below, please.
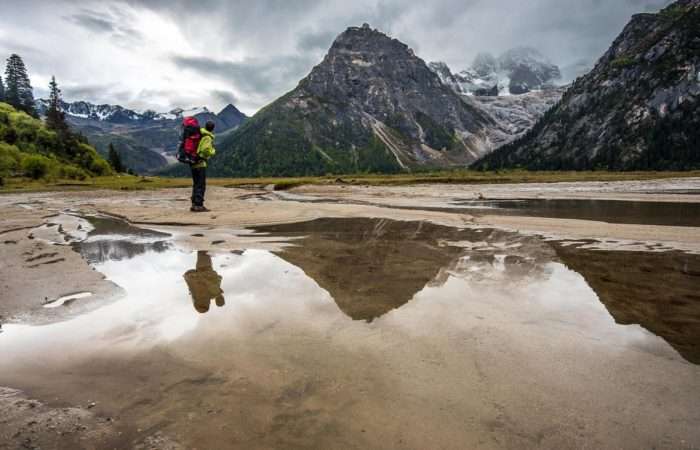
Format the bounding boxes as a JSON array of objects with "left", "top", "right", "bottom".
[
  {"left": 428, "top": 50, "right": 565, "bottom": 148},
  {"left": 429, "top": 47, "right": 562, "bottom": 96},
  {"left": 34, "top": 100, "right": 145, "bottom": 123},
  {"left": 34, "top": 100, "right": 246, "bottom": 128}
]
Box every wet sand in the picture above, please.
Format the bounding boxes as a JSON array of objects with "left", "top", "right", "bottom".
[{"left": 1, "top": 178, "right": 700, "bottom": 449}]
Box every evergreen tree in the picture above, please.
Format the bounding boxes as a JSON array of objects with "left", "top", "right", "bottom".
[
  {"left": 45, "top": 76, "right": 69, "bottom": 133},
  {"left": 4, "top": 54, "right": 36, "bottom": 116},
  {"left": 107, "top": 143, "right": 124, "bottom": 173},
  {"left": 0, "top": 74, "right": 5, "bottom": 102}
]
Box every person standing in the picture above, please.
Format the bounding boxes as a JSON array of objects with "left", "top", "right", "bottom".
[{"left": 191, "top": 120, "right": 216, "bottom": 212}]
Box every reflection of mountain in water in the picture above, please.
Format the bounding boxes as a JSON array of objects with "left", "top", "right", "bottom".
[
  {"left": 257, "top": 219, "right": 464, "bottom": 320},
  {"left": 75, "top": 240, "right": 170, "bottom": 264},
  {"left": 84, "top": 216, "right": 170, "bottom": 240},
  {"left": 256, "top": 218, "right": 550, "bottom": 321},
  {"left": 72, "top": 215, "right": 172, "bottom": 264},
  {"left": 554, "top": 245, "right": 700, "bottom": 364}
]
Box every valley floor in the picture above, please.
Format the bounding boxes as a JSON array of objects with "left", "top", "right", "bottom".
[{"left": 1, "top": 177, "right": 699, "bottom": 449}]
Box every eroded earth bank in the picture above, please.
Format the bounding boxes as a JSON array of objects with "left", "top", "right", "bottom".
[{"left": 1, "top": 178, "right": 699, "bottom": 449}]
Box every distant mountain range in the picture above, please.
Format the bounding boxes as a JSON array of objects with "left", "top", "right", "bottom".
[
  {"left": 475, "top": 0, "right": 700, "bottom": 171},
  {"left": 35, "top": 100, "right": 247, "bottom": 173}
]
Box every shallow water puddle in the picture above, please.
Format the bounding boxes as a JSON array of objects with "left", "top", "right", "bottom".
[
  {"left": 1, "top": 217, "right": 699, "bottom": 448},
  {"left": 451, "top": 198, "right": 700, "bottom": 227}
]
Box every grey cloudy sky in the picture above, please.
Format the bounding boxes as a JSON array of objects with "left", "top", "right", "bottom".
[{"left": 0, "top": 0, "right": 672, "bottom": 115}]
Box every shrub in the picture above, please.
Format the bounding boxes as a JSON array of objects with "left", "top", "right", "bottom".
[
  {"left": 89, "top": 157, "right": 112, "bottom": 176},
  {"left": 21, "top": 154, "right": 53, "bottom": 179},
  {"left": 59, "top": 164, "right": 88, "bottom": 180},
  {"left": 0, "top": 142, "right": 22, "bottom": 176}
]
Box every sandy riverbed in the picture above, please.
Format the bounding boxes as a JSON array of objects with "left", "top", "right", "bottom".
[{"left": 1, "top": 178, "right": 699, "bottom": 449}]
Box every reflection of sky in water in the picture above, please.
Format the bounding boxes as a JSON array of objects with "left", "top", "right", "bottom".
[
  {"left": 0, "top": 249, "right": 338, "bottom": 365},
  {"left": 0, "top": 243, "right": 675, "bottom": 373}
]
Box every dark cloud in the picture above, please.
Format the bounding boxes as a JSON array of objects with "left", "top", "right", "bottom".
[
  {"left": 211, "top": 90, "right": 239, "bottom": 106},
  {"left": 62, "top": 83, "right": 119, "bottom": 101},
  {"left": 172, "top": 54, "right": 316, "bottom": 99},
  {"left": 66, "top": 10, "right": 116, "bottom": 33},
  {"left": 297, "top": 30, "right": 337, "bottom": 52},
  {"left": 0, "top": 39, "right": 46, "bottom": 59},
  {"left": 64, "top": 8, "right": 143, "bottom": 47}
]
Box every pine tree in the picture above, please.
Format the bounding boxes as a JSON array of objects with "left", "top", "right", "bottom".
[
  {"left": 108, "top": 143, "right": 124, "bottom": 173},
  {"left": 46, "top": 76, "right": 69, "bottom": 133},
  {"left": 4, "top": 54, "right": 36, "bottom": 116},
  {"left": 0, "top": 74, "right": 5, "bottom": 102}
]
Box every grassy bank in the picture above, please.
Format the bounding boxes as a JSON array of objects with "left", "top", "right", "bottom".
[{"left": 2, "top": 169, "right": 699, "bottom": 193}]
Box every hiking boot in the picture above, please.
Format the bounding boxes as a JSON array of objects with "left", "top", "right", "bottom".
[{"left": 190, "top": 205, "right": 210, "bottom": 212}]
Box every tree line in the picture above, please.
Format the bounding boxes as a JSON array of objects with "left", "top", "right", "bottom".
[{"left": 0, "top": 53, "right": 127, "bottom": 174}]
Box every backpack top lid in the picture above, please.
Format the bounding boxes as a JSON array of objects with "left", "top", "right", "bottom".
[{"left": 183, "top": 116, "right": 199, "bottom": 128}]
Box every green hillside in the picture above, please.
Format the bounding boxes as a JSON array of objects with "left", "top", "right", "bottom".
[{"left": 0, "top": 102, "right": 112, "bottom": 183}]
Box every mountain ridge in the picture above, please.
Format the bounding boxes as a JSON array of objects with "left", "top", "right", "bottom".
[
  {"left": 35, "top": 99, "right": 246, "bottom": 128},
  {"left": 474, "top": 0, "right": 700, "bottom": 171}
]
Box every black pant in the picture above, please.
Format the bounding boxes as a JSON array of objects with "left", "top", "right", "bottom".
[{"left": 191, "top": 166, "right": 206, "bottom": 206}]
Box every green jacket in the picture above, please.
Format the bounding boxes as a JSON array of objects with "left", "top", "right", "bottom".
[{"left": 193, "top": 128, "right": 216, "bottom": 168}]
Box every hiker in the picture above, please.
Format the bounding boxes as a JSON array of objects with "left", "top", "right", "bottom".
[
  {"left": 183, "top": 251, "right": 225, "bottom": 313},
  {"left": 178, "top": 117, "right": 217, "bottom": 212},
  {"left": 190, "top": 120, "right": 216, "bottom": 212}
]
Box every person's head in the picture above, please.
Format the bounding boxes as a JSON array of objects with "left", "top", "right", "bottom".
[{"left": 205, "top": 121, "right": 215, "bottom": 132}]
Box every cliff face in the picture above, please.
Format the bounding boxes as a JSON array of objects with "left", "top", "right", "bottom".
[
  {"left": 475, "top": 0, "right": 700, "bottom": 171},
  {"left": 213, "top": 25, "right": 495, "bottom": 177}
]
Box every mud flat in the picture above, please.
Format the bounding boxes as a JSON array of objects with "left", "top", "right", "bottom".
[{"left": 1, "top": 178, "right": 699, "bottom": 449}]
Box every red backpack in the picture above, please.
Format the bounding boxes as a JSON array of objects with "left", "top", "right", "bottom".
[{"left": 177, "top": 117, "right": 202, "bottom": 164}]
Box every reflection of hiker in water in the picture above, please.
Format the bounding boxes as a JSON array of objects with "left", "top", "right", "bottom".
[{"left": 183, "top": 251, "right": 225, "bottom": 313}]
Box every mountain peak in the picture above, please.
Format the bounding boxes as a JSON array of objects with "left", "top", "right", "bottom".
[
  {"left": 217, "top": 103, "right": 247, "bottom": 129},
  {"left": 218, "top": 103, "right": 243, "bottom": 115},
  {"left": 328, "top": 24, "right": 413, "bottom": 58},
  {"left": 214, "top": 25, "right": 494, "bottom": 177}
]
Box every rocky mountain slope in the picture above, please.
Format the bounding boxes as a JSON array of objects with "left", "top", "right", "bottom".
[
  {"left": 475, "top": 0, "right": 700, "bottom": 171},
  {"left": 211, "top": 24, "right": 497, "bottom": 177},
  {"left": 36, "top": 100, "right": 247, "bottom": 173},
  {"left": 429, "top": 60, "right": 565, "bottom": 150}
]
